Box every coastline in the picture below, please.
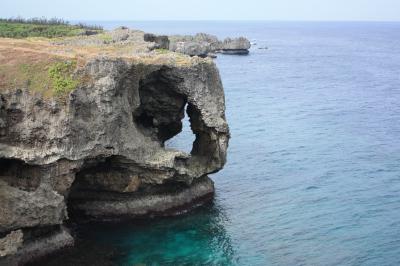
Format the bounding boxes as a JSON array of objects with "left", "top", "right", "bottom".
[{"left": 0, "top": 26, "right": 231, "bottom": 264}]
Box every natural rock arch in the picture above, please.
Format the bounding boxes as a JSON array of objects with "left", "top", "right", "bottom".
[{"left": 0, "top": 57, "right": 229, "bottom": 263}]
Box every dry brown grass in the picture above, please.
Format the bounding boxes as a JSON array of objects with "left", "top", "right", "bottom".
[
  {"left": 0, "top": 37, "right": 211, "bottom": 98},
  {"left": 0, "top": 38, "right": 80, "bottom": 98}
]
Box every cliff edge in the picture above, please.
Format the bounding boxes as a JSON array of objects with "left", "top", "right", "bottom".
[{"left": 0, "top": 29, "right": 229, "bottom": 265}]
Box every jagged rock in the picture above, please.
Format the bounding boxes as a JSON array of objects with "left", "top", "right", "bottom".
[
  {"left": 174, "top": 41, "right": 211, "bottom": 57},
  {"left": 0, "top": 180, "right": 67, "bottom": 233},
  {"left": 193, "top": 33, "right": 221, "bottom": 51},
  {"left": 220, "top": 37, "right": 251, "bottom": 54},
  {"left": 222, "top": 37, "right": 251, "bottom": 50},
  {"left": 144, "top": 33, "right": 170, "bottom": 49},
  {"left": 108, "top": 27, "right": 149, "bottom": 43},
  {"left": 0, "top": 227, "right": 74, "bottom": 266},
  {"left": 0, "top": 230, "right": 23, "bottom": 257},
  {"left": 157, "top": 32, "right": 251, "bottom": 57},
  {"left": 0, "top": 33, "right": 229, "bottom": 263}
]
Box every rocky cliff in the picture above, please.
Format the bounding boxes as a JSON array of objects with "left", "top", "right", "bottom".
[
  {"left": 142, "top": 31, "right": 252, "bottom": 57},
  {"left": 0, "top": 29, "right": 229, "bottom": 265}
]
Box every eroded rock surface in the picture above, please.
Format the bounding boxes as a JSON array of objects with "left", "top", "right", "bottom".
[
  {"left": 0, "top": 35, "right": 229, "bottom": 264},
  {"left": 168, "top": 33, "right": 251, "bottom": 57},
  {"left": 221, "top": 37, "right": 251, "bottom": 54},
  {"left": 144, "top": 33, "right": 170, "bottom": 49},
  {"left": 0, "top": 230, "right": 23, "bottom": 257}
]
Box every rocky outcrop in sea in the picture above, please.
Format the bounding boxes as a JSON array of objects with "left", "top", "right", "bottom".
[
  {"left": 140, "top": 32, "right": 251, "bottom": 57},
  {"left": 168, "top": 33, "right": 251, "bottom": 57},
  {"left": 0, "top": 28, "right": 229, "bottom": 265}
]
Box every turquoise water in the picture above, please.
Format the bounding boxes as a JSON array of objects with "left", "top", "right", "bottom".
[{"left": 40, "top": 22, "right": 400, "bottom": 265}]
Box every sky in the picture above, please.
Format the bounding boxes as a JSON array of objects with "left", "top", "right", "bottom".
[{"left": 2, "top": 0, "right": 400, "bottom": 21}]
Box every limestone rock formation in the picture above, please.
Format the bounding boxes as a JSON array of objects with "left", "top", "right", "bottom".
[
  {"left": 221, "top": 37, "right": 251, "bottom": 54},
  {"left": 174, "top": 41, "right": 211, "bottom": 57},
  {"left": 0, "top": 230, "right": 23, "bottom": 257},
  {"left": 144, "top": 33, "right": 170, "bottom": 49},
  {"left": 150, "top": 32, "right": 251, "bottom": 57},
  {"left": 0, "top": 31, "right": 229, "bottom": 264},
  {"left": 109, "top": 27, "right": 146, "bottom": 43}
]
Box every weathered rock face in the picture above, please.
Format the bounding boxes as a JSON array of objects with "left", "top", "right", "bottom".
[
  {"left": 221, "top": 37, "right": 251, "bottom": 54},
  {"left": 109, "top": 27, "right": 147, "bottom": 43},
  {"left": 151, "top": 33, "right": 251, "bottom": 57},
  {"left": 144, "top": 33, "right": 170, "bottom": 49},
  {"left": 0, "top": 230, "right": 23, "bottom": 257},
  {"left": 0, "top": 56, "right": 229, "bottom": 263},
  {"left": 174, "top": 41, "right": 211, "bottom": 57}
]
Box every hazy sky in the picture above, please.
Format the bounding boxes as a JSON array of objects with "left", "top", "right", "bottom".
[{"left": 2, "top": 0, "right": 400, "bottom": 21}]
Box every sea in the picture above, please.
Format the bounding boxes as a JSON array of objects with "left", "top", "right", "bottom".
[{"left": 34, "top": 21, "right": 400, "bottom": 266}]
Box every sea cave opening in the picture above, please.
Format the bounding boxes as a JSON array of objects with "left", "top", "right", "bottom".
[
  {"left": 134, "top": 69, "right": 201, "bottom": 155},
  {"left": 165, "top": 103, "right": 196, "bottom": 154}
]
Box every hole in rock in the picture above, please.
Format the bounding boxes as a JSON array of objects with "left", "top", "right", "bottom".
[
  {"left": 66, "top": 156, "right": 138, "bottom": 219},
  {"left": 65, "top": 156, "right": 192, "bottom": 221},
  {"left": 67, "top": 157, "right": 134, "bottom": 195},
  {"left": 165, "top": 104, "right": 196, "bottom": 154},
  {"left": 134, "top": 70, "right": 197, "bottom": 154}
]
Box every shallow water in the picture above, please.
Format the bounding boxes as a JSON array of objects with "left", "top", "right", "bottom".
[{"left": 45, "top": 21, "right": 400, "bottom": 265}]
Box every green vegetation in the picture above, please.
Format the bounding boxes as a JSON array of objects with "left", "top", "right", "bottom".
[
  {"left": 0, "top": 60, "right": 53, "bottom": 94},
  {"left": 97, "top": 33, "right": 113, "bottom": 42},
  {"left": 48, "top": 61, "right": 79, "bottom": 96},
  {"left": 155, "top": 48, "right": 171, "bottom": 54},
  {"left": 0, "top": 58, "right": 80, "bottom": 98},
  {"left": 0, "top": 17, "right": 103, "bottom": 38}
]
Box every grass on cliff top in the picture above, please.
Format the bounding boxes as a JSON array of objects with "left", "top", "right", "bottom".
[
  {"left": 0, "top": 37, "right": 212, "bottom": 99},
  {"left": 0, "top": 55, "right": 82, "bottom": 98},
  {"left": 0, "top": 17, "right": 103, "bottom": 38}
]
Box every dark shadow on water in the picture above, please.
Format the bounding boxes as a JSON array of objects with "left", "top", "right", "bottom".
[{"left": 28, "top": 201, "right": 237, "bottom": 266}]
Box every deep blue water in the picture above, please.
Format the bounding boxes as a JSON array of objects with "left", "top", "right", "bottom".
[{"left": 56, "top": 22, "right": 400, "bottom": 265}]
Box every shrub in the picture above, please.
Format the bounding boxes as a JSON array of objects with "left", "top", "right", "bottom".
[
  {"left": 0, "top": 17, "right": 103, "bottom": 38},
  {"left": 48, "top": 61, "right": 79, "bottom": 96}
]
